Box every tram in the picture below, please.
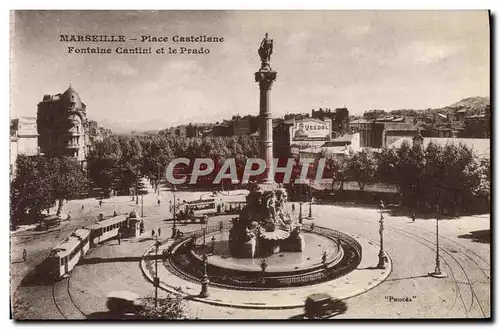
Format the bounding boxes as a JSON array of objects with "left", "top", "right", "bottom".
[
  {"left": 37, "top": 215, "right": 61, "bottom": 231},
  {"left": 184, "top": 198, "right": 217, "bottom": 214},
  {"left": 87, "top": 215, "right": 129, "bottom": 246},
  {"left": 47, "top": 228, "right": 91, "bottom": 279}
]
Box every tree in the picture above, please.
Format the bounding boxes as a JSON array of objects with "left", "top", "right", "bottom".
[
  {"left": 347, "top": 148, "right": 378, "bottom": 191},
  {"left": 10, "top": 155, "right": 88, "bottom": 226},
  {"left": 141, "top": 135, "right": 173, "bottom": 192},
  {"left": 49, "top": 157, "right": 88, "bottom": 216},
  {"left": 377, "top": 147, "right": 399, "bottom": 190},
  {"left": 377, "top": 141, "right": 426, "bottom": 208},
  {"left": 137, "top": 295, "right": 188, "bottom": 319},
  {"left": 321, "top": 149, "right": 350, "bottom": 191},
  {"left": 10, "top": 155, "right": 54, "bottom": 226},
  {"left": 420, "top": 142, "right": 484, "bottom": 214},
  {"left": 87, "top": 135, "right": 122, "bottom": 193}
]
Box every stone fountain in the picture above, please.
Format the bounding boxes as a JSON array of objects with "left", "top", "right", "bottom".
[{"left": 229, "top": 183, "right": 306, "bottom": 258}]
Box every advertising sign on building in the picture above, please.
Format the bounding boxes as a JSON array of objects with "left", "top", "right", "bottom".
[{"left": 290, "top": 118, "right": 332, "bottom": 141}]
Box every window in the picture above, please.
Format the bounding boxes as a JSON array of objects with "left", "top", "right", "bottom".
[{"left": 70, "top": 248, "right": 78, "bottom": 260}]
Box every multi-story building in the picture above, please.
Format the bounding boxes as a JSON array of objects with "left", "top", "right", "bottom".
[
  {"left": 349, "top": 118, "right": 419, "bottom": 149},
  {"left": 233, "top": 115, "right": 258, "bottom": 136},
  {"left": 286, "top": 117, "right": 333, "bottom": 155},
  {"left": 390, "top": 134, "right": 490, "bottom": 160},
  {"left": 311, "top": 107, "right": 349, "bottom": 136},
  {"left": 88, "top": 120, "right": 112, "bottom": 149},
  {"left": 10, "top": 135, "right": 18, "bottom": 178},
  {"left": 10, "top": 117, "right": 39, "bottom": 177},
  {"left": 463, "top": 106, "right": 490, "bottom": 138},
  {"left": 37, "top": 86, "right": 89, "bottom": 164},
  {"left": 349, "top": 119, "right": 384, "bottom": 148},
  {"left": 10, "top": 117, "right": 39, "bottom": 156}
]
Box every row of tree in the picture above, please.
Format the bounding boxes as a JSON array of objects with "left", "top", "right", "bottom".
[
  {"left": 317, "top": 141, "right": 490, "bottom": 214},
  {"left": 87, "top": 133, "right": 259, "bottom": 194}
]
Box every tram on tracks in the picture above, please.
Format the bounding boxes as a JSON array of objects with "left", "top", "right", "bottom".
[
  {"left": 46, "top": 215, "right": 131, "bottom": 279},
  {"left": 183, "top": 198, "right": 218, "bottom": 215},
  {"left": 47, "top": 228, "right": 91, "bottom": 279},
  {"left": 87, "top": 215, "right": 129, "bottom": 246}
]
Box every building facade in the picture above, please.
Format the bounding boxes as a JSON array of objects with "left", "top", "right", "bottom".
[
  {"left": 37, "top": 86, "right": 89, "bottom": 163},
  {"left": 288, "top": 117, "right": 333, "bottom": 155},
  {"left": 10, "top": 135, "right": 18, "bottom": 178},
  {"left": 10, "top": 117, "right": 39, "bottom": 156},
  {"left": 311, "top": 107, "right": 349, "bottom": 137},
  {"left": 10, "top": 117, "right": 39, "bottom": 177},
  {"left": 349, "top": 118, "right": 418, "bottom": 149}
]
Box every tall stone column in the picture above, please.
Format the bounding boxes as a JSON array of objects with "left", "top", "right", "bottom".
[
  {"left": 255, "top": 70, "right": 277, "bottom": 184},
  {"left": 255, "top": 33, "right": 277, "bottom": 184}
]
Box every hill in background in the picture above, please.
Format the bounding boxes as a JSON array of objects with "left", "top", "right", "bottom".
[{"left": 446, "top": 96, "right": 490, "bottom": 109}]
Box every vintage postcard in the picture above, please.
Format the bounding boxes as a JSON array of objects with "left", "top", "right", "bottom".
[{"left": 9, "top": 10, "right": 491, "bottom": 320}]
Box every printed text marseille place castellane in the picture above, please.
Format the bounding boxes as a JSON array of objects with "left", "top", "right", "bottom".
[{"left": 60, "top": 34, "right": 224, "bottom": 55}]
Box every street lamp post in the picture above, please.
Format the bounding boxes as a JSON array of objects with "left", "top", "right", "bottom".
[
  {"left": 299, "top": 201, "right": 303, "bottom": 224},
  {"left": 377, "top": 200, "right": 386, "bottom": 269},
  {"left": 157, "top": 166, "right": 161, "bottom": 196},
  {"left": 299, "top": 184, "right": 303, "bottom": 224},
  {"left": 141, "top": 194, "right": 144, "bottom": 218},
  {"left": 199, "top": 217, "right": 210, "bottom": 298},
  {"left": 171, "top": 186, "right": 177, "bottom": 238},
  {"left": 136, "top": 176, "right": 139, "bottom": 205},
  {"left": 307, "top": 179, "right": 313, "bottom": 219},
  {"left": 154, "top": 234, "right": 161, "bottom": 308},
  {"left": 429, "top": 205, "right": 447, "bottom": 278}
]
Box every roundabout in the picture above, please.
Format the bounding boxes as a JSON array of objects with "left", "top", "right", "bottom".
[{"left": 140, "top": 220, "right": 392, "bottom": 308}]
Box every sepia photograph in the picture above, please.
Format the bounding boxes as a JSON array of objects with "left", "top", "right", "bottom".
[{"left": 9, "top": 10, "right": 491, "bottom": 320}]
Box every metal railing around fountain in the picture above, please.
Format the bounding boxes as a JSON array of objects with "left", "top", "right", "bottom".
[{"left": 164, "top": 221, "right": 362, "bottom": 290}]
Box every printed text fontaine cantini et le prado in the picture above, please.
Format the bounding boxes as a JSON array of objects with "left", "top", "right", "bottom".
[{"left": 60, "top": 34, "right": 224, "bottom": 55}]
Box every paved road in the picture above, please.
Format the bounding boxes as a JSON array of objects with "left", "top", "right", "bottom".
[{"left": 11, "top": 193, "right": 490, "bottom": 319}]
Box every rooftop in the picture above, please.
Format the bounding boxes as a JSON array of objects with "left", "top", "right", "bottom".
[
  {"left": 87, "top": 214, "right": 129, "bottom": 230},
  {"left": 52, "top": 228, "right": 90, "bottom": 257},
  {"left": 389, "top": 137, "right": 490, "bottom": 159}
]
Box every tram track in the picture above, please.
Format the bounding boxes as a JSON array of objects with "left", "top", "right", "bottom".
[
  {"left": 387, "top": 225, "right": 488, "bottom": 318},
  {"left": 392, "top": 222, "right": 490, "bottom": 279},
  {"left": 51, "top": 275, "right": 87, "bottom": 319},
  {"left": 342, "top": 215, "right": 489, "bottom": 318}
]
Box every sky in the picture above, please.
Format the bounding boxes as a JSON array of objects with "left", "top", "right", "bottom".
[{"left": 10, "top": 10, "right": 490, "bottom": 132}]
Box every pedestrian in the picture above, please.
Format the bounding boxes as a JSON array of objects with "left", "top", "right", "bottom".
[
  {"left": 99, "top": 200, "right": 103, "bottom": 207},
  {"left": 158, "top": 228, "right": 161, "bottom": 236},
  {"left": 411, "top": 212, "right": 416, "bottom": 223},
  {"left": 22, "top": 249, "right": 27, "bottom": 262},
  {"left": 152, "top": 229, "right": 155, "bottom": 237},
  {"left": 118, "top": 232, "right": 121, "bottom": 245},
  {"left": 157, "top": 199, "right": 161, "bottom": 207},
  {"left": 81, "top": 205, "right": 84, "bottom": 211},
  {"left": 292, "top": 203, "right": 296, "bottom": 212}
]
